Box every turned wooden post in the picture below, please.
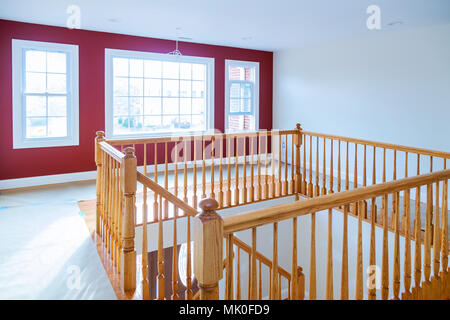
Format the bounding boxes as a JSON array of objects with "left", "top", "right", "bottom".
[
  {"left": 194, "top": 198, "right": 223, "bottom": 300},
  {"left": 120, "top": 147, "right": 137, "bottom": 292},
  {"left": 294, "top": 123, "right": 303, "bottom": 199},
  {"left": 95, "top": 131, "right": 105, "bottom": 236},
  {"left": 296, "top": 266, "right": 305, "bottom": 300}
]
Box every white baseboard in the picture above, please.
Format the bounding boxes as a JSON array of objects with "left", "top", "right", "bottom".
[
  {"left": 0, "top": 154, "right": 274, "bottom": 190},
  {"left": 0, "top": 170, "right": 97, "bottom": 190}
]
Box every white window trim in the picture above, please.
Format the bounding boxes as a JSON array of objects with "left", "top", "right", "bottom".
[
  {"left": 104, "top": 48, "right": 215, "bottom": 140},
  {"left": 12, "top": 39, "right": 79, "bottom": 149},
  {"left": 224, "top": 59, "right": 260, "bottom": 133}
]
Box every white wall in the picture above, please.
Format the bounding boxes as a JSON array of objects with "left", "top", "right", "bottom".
[{"left": 273, "top": 24, "right": 450, "bottom": 155}]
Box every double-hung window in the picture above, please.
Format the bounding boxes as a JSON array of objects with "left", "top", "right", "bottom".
[
  {"left": 105, "top": 49, "right": 214, "bottom": 138},
  {"left": 12, "top": 39, "right": 79, "bottom": 149},
  {"left": 225, "top": 60, "right": 259, "bottom": 132}
]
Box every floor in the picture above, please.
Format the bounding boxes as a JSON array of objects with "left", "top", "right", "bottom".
[{"left": 0, "top": 181, "right": 116, "bottom": 299}]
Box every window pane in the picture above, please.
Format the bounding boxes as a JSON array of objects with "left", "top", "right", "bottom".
[
  {"left": 129, "top": 78, "right": 143, "bottom": 96},
  {"left": 179, "top": 116, "right": 191, "bottom": 129},
  {"left": 241, "top": 83, "right": 253, "bottom": 98},
  {"left": 25, "top": 50, "right": 46, "bottom": 72},
  {"left": 47, "top": 52, "right": 67, "bottom": 73},
  {"left": 162, "top": 98, "right": 178, "bottom": 114},
  {"left": 47, "top": 73, "right": 67, "bottom": 94},
  {"left": 162, "top": 61, "right": 179, "bottom": 79},
  {"left": 25, "top": 95, "right": 46, "bottom": 117},
  {"left": 162, "top": 115, "right": 177, "bottom": 128},
  {"left": 26, "top": 117, "right": 47, "bottom": 138},
  {"left": 129, "top": 59, "right": 143, "bottom": 77},
  {"left": 113, "top": 58, "right": 129, "bottom": 77},
  {"left": 48, "top": 117, "right": 67, "bottom": 137},
  {"left": 144, "top": 60, "right": 161, "bottom": 78},
  {"left": 113, "top": 97, "right": 129, "bottom": 116},
  {"left": 192, "top": 64, "right": 205, "bottom": 80},
  {"left": 180, "top": 98, "right": 191, "bottom": 115},
  {"left": 230, "top": 83, "right": 240, "bottom": 98},
  {"left": 129, "top": 97, "right": 143, "bottom": 115},
  {"left": 114, "top": 116, "right": 130, "bottom": 134},
  {"left": 191, "top": 115, "right": 204, "bottom": 130},
  {"left": 163, "top": 79, "right": 179, "bottom": 97},
  {"left": 144, "top": 97, "right": 161, "bottom": 115},
  {"left": 192, "top": 98, "right": 204, "bottom": 114},
  {"left": 48, "top": 96, "right": 67, "bottom": 117},
  {"left": 241, "top": 98, "right": 252, "bottom": 113},
  {"left": 180, "top": 63, "right": 192, "bottom": 79},
  {"left": 180, "top": 80, "right": 191, "bottom": 97},
  {"left": 143, "top": 115, "right": 161, "bottom": 128},
  {"left": 230, "top": 98, "right": 240, "bottom": 113},
  {"left": 144, "top": 78, "right": 161, "bottom": 96},
  {"left": 114, "top": 77, "right": 129, "bottom": 96},
  {"left": 25, "top": 72, "right": 46, "bottom": 93},
  {"left": 192, "top": 81, "right": 204, "bottom": 98}
]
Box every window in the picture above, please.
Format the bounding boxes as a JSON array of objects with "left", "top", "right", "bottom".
[
  {"left": 105, "top": 49, "right": 214, "bottom": 138},
  {"left": 225, "top": 60, "right": 259, "bottom": 132},
  {"left": 12, "top": 39, "right": 79, "bottom": 149}
]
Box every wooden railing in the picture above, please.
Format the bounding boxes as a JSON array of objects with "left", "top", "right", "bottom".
[
  {"left": 203, "top": 169, "right": 449, "bottom": 300},
  {"left": 94, "top": 126, "right": 449, "bottom": 300}
]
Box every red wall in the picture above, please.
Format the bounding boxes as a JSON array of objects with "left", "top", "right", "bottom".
[{"left": 0, "top": 19, "right": 273, "bottom": 180}]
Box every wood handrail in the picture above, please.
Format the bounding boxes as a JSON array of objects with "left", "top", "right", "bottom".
[
  {"left": 302, "top": 131, "right": 450, "bottom": 159},
  {"left": 99, "top": 141, "right": 126, "bottom": 162},
  {"left": 105, "top": 129, "right": 296, "bottom": 146},
  {"left": 223, "top": 169, "right": 450, "bottom": 233},
  {"left": 137, "top": 172, "right": 198, "bottom": 216}
]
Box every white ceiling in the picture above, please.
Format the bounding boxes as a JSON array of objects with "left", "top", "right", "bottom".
[{"left": 1, "top": 0, "right": 449, "bottom": 51}]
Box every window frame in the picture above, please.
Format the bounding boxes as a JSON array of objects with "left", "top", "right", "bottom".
[
  {"left": 104, "top": 48, "right": 215, "bottom": 139},
  {"left": 12, "top": 39, "right": 79, "bottom": 149},
  {"left": 224, "top": 59, "right": 260, "bottom": 132}
]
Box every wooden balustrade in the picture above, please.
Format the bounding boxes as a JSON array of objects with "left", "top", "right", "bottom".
[{"left": 95, "top": 127, "right": 449, "bottom": 300}]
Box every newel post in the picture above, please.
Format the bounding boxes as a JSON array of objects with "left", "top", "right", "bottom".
[
  {"left": 95, "top": 131, "right": 105, "bottom": 236},
  {"left": 294, "top": 123, "right": 303, "bottom": 199},
  {"left": 194, "top": 198, "right": 223, "bottom": 300},
  {"left": 121, "top": 147, "right": 137, "bottom": 292}
]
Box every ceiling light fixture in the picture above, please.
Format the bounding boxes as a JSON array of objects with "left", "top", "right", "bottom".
[{"left": 168, "top": 27, "right": 183, "bottom": 56}]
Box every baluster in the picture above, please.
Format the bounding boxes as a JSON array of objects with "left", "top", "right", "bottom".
[
  {"left": 186, "top": 214, "right": 192, "bottom": 300},
  {"left": 210, "top": 137, "right": 215, "bottom": 199},
  {"left": 264, "top": 132, "right": 269, "bottom": 199},
  {"left": 432, "top": 181, "right": 441, "bottom": 299},
  {"left": 403, "top": 187, "right": 412, "bottom": 300},
  {"left": 372, "top": 147, "right": 377, "bottom": 222},
  {"left": 257, "top": 133, "right": 262, "bottom": 200},
  {"left": 356, "top": 201, "right": 363, "bottom": 300},
  {"left": 278, "top": 133, "right": 282, "bottom": 196},
  {"left": 271, "top": 222, "right": 279, "bottom": 299},
  {"left": 202, "top": 138, "right": 206, "bottom": 199},
  {"left": 302, "top": 134, "right": 307, "bottom": 195},
  {"left": 329, "top": 139, "right": 334, "bottom": 194},
  {"left": 309, "top": 212, "right": 316, "bottom": 300},
  {"left": 291, "top": 133, "right": 295, "bottom": 194},
  {"left": 290, "top": 217, "right": 298, "bottom": 300},
  {"left": 401, "top": 152, "right": 409, "bottom": 233},
  {"left": 441, "top": 161, "right": 448, "bottom": 300},
  {"left": 235, "top": 136, "right": 240, "bottom": 205},
  {"left": 390, "top": 151, "right": 398, "bottom": 229},
  {"left": 154, "top": 143, "right": 159, "bottom": 222},
  {"left": 193, "top": 139, "right": 198, "bottom": 209},
  {"left": 337, "top": 140, "right": 341, "bottom": 193},
  {"left": 271, "top": 133, "right": 276, "bottom": 198},
  {"left": 315, "top": 136, "right": 320, "bottom": 197},
  {"left": 362, "top": 145, "right": 367, "bottom": 218},
  {"left": 423, "top": 184, "right": 432, "bottom": 299},
  {"left": 95, "top": 132, "right": 105, "bottom": 238},
  {"left": 369, "top": 198, "right": 377, "bottom": 300},
  {"left": 157, "top": 195, "right": 165, "bottom": 299},
  {"left": 141, "top": 182, "right": 149, "bottom": 300},
  {"left": 381, "top": 194, "right": 389, "bottom": 300},
  {"left": 250, "top": 136, "right": 255, "bottom": 202},
  {"left": 248, "top": 251, "right": 251, "bottom": 299},
  {"left": 117, "top": 158, "right": 123, "bottom": 274},
  {"left": 250, "top": 227, "right": 257, "bottom": 299},
  {"left": 225, "top": 233, "right": 234, "bottom": 300},
  {"left": 393, "top": 191, "right": 400, "bottom": 300},
  {"left": 294, "top": 127, "right": 302, "bottom": 199},
  {"left": 322, "top": 138, "right": 327, "bottom": 195},
  {"left": 227, "top": 136, "right": 232, "bottom": 206},
  {"left": 237, "top": 247, "right": 241, "bottom": 300},
  {"left": 258, "top": 260, "right": 262, "bottom": 300},
  {"left": 341, "top": 205, "right": 349, "bottom": 300},
  {"left": 345, "top": 141, "right": 349, "bottom": 191},
  {"left": 284, "top": 134, "right": 289, "bottom": 195},
  {"left": 172, "top": 206, "right": 179, "bottom": 299},
  {"left": 242, "top": 137, "right": 248, "bottom": 203},
  {"left": 413, "top": 154, "right": 422, "bottom": 299},
  {"left": 308, "top": 135, "right": 313, "bottom": 197},
  {"left": 326, "top": 208, "right": 333, "bottom": 299},
  {"left": 184, "top": 140, "right": 188, "bottom": 204},
  {"left": 164, "top": 143, "right": 169, "bottom": 219},
  {"left": 219, "top": 136, "right": 224, "bottom": 207}
]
